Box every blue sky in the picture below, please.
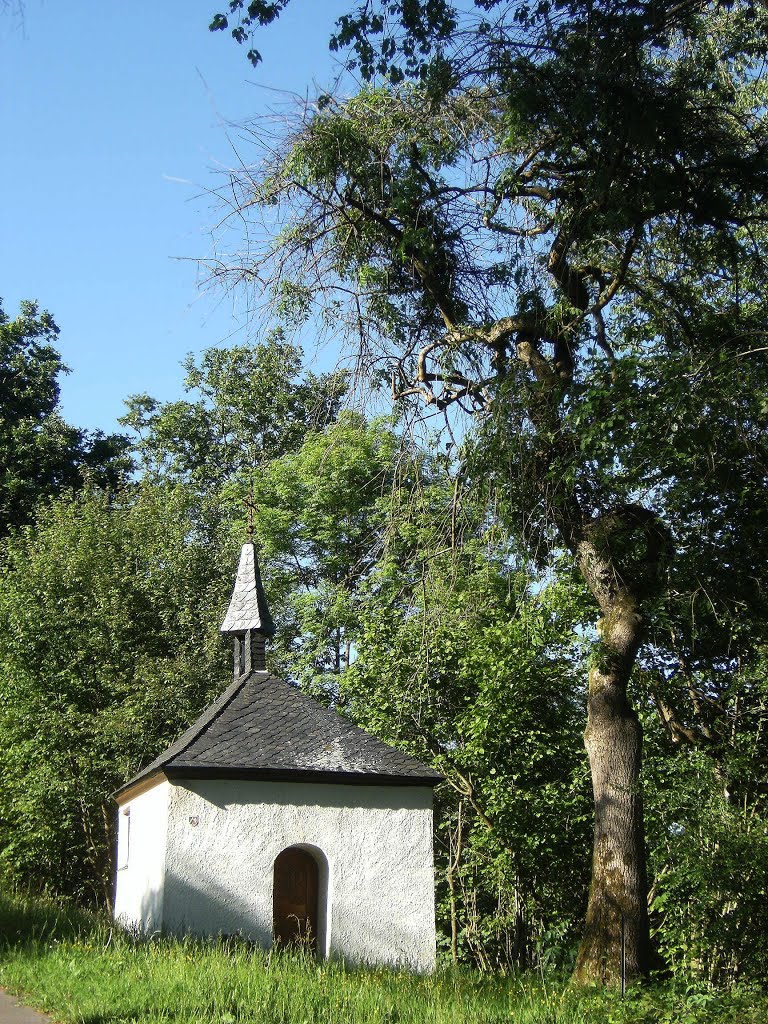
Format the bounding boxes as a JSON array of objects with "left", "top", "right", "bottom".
[{"left": 1, "top": 1, "right": 347, "bottom": 435}]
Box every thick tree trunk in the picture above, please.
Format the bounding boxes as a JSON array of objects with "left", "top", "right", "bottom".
[{"left": 574, "top": 595, "right": 650, "bottom": 984}]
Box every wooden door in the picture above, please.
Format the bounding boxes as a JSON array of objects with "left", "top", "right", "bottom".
[{"left": 272, "top": 847, "right": 318, "bottom": 951}]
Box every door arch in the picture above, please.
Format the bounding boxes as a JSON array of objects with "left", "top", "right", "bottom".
[{"left": 272, "top": 846, "right": 319, "bottom": 951}]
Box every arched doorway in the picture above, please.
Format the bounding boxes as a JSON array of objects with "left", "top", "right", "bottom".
[{"left": 272, "top": 847, "right": 319, "bottom": 951}]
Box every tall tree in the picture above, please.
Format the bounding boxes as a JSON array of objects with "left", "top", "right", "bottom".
[
  {"left": 0, "top": 299, "right": 130, "bottom": 535},
  {"left": 207, "top": 0, "right": 768, "bottom": 983}
]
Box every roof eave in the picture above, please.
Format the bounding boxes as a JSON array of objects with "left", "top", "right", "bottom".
[
  {"left": 113, "top": 769, "right": 169, "bottom": 805},
  {"left": 163, "top": 764, "right": 443, "bottom": 788}
]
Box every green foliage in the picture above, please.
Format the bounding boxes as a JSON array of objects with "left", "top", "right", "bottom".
[
  {"left": 0, "top": 484, "right": 234, "bottom": 902},
  {"left": 121, "top": 335, "right": 347, "bottom": 492},
  {"left": 0, "top": 299, "right": 130, "bottom": 536},
  {"left": 241, "top": 411, "right": 399, "bottom": 688},
  {"left": 120, "top": 336, "right": 360, "bottom": 694},
  {"left": 209, "top": 0, "right": 292, "bottom": 69},
  {"left": 642, "top": 691, "right": 768, "bottom": 985},
  {"left": 336, "top": 468, "right": 593, "bottom": 968}
]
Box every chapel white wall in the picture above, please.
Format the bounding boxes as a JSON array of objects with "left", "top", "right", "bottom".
[
  {"left": 113, "top": 780, "right": 170, "bottom": 933},
  {"left": 161, "top": 778, "right": 436, "bottom": 971}
]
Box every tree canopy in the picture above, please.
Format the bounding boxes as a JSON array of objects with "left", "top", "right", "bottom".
[
  {"left": 121, "top": 334, "right": 347, "bottom": 494},
  {"left": 0, "top": 484, "right": 234, "bottom": 902},
  {"left": 0, "top": 299, "right": 130, "bottom": 536}
]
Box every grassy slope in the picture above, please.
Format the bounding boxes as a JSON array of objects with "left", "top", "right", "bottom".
[{"left": 0, "top": 893, "right": 765, "bottom": 1024}]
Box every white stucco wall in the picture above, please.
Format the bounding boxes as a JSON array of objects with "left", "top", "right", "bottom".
[
  {"left": 161, "top": 778, "right": 436, "bottom": 971},
  {"left": 113, "top": 779, "right": 170, "bottom": 933}
]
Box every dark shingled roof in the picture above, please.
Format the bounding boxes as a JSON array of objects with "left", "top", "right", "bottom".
[{"left": 116, "top": 672, "right": 442, "bottom": 797}]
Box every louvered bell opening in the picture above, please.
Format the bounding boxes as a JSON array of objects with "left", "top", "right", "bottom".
[
  {"left": 234, "top": 636, "right": 246, "bottom": 678},
  {"left": 233, "top": 630, "right": 267, "bottom": 678},
  {"left": 249, "top": 631, "right": 267, "bottom": 672}
]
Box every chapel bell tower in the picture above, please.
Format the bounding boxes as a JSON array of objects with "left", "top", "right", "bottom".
[{"left": 220, "top": 541, "right": 276, "bottom": 677}]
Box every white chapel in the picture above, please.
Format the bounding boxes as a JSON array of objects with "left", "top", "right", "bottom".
[{"left": 113, "top": 541, "right": 441, "bottom": 971}]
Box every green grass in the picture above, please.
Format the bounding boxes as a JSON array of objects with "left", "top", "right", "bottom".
[{"left": 0, "top": 892, "right": 765, "bottom": 1024}]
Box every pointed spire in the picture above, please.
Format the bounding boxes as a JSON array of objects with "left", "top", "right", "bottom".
[{"left": 221, "top": 542, "right": 275, "bottom": 677}]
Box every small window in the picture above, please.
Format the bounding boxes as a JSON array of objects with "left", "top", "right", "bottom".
[{"left": 117, "top": 806, "right": 130, "bottom": 870}]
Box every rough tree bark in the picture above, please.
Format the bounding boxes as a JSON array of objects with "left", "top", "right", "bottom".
[
  {"left": 573, "top": 573, "right": 649, "bottom": 982},
  {"left": 570, "top": 509, "right": 669, "bottom": 982}
]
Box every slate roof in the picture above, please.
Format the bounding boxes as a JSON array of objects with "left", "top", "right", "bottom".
[
  {"left": 116, "top": 672, "right": 442, "bottom": 797},
  {"left": 220, "top": 542, "right": 276, "bottom": 636}
]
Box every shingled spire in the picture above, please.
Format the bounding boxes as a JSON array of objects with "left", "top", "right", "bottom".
[{"left": 221, "top": 541, "right": 276, "bottom": 678}]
